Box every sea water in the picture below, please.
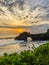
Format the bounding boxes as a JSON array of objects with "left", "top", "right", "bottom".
[{"left": 0, "top": 38, "right": 48, "bottom": 55}]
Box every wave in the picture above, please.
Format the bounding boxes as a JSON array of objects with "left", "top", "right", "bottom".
[{"left": 0, "top": 39, "right": 25, "bottom": 47}]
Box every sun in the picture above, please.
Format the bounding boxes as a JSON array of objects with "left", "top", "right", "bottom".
[{"left": 16, "top": 28, "right": 26, "bottom": 33}]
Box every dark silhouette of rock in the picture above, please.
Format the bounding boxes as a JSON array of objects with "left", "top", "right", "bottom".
[
  {"left": 15, "top": 32, "right": 30, "bottom": 41},
  {"left": 15, "top": 29, "right": 49, "bottom": 41}
]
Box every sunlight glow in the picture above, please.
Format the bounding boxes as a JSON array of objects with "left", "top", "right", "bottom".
[
  {"left": 16, "top": 28, "right": 26, "bottom": 33},
  {"left": 0, "top": 28, "right": 27, "bottom": 34}
]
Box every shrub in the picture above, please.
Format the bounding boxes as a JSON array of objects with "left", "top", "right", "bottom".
[{"left": 0, "top": 43, "right": 49, "bottom": 65}]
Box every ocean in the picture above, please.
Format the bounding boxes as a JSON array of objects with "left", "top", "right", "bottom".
[{"left": 0, "top": 38, "right": 48, "bottom": 55}]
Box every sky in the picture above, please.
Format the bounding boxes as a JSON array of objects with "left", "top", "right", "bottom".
[
  {"left": 0, "top": 0, "right": 49, "bottom": 27},
  {"left": 0, "top": 0, "right": 49, "bottom": 36}
]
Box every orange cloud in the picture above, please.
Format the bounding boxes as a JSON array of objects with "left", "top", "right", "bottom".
[{"left": 0, "top": 28, "right": 27, "bottom": 34}]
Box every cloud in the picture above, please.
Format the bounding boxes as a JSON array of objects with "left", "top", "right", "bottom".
[
  {"left": 0, "top": 0, "right": 49, "bottom": 26},
  {"left": 0, "top": 0, "right": 25, "bottom": 10}
]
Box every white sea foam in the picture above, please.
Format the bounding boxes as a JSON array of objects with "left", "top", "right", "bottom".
[{"left": 0, "top": 39, "right": 48, "bottom": 55}]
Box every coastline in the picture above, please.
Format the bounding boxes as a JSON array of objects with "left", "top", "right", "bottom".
[{"left": 0, "top": 38, "right": 48, "bottom": 56}]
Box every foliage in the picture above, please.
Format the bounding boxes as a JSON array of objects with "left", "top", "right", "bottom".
[{"left": 0, "top": 43, "right": 49, "bottom": 65}]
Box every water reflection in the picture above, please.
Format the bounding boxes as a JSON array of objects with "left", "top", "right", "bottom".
[{"left": 0, "top": 39, "right": 48, "bottom": 55}]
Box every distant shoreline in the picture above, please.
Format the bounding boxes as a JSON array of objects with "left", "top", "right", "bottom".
[{"left": 0, "top": 37, "right": 15, "bottom": 40}]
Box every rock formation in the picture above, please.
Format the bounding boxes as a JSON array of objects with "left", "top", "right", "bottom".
[{"left": 15, "top": 29, "right": 49, "bottom": 41}]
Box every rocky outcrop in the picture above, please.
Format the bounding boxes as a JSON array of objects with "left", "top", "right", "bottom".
[
  {"left": 15, "top": 32, "right": 30, "bottom": 41},
  {"left": 15, "top": 29, "right": 49, "bottom": 41}
]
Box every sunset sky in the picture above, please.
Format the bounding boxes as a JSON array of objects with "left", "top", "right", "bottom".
[{"left": 0, "top": 0, "right": 49, "bottom": 35}]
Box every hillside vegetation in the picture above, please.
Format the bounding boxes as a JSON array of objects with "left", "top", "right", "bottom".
[{"left": 0, "top": 43, "right": 49, "bottom": 65}]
